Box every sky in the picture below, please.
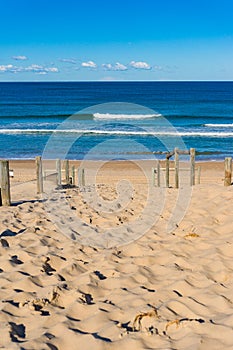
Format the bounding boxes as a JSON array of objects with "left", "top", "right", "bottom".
[{"left": 0, "top": 0, "right": 233, "bottom": 81}]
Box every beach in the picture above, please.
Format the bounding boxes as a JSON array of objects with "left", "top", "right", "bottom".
[{"left": 1, "top": 159, "right": 233, "bottom": 349}]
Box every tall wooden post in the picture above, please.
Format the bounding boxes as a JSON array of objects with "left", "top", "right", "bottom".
[
  {"left": 81, "top": 168, "right": 85, "bottom": 187},
  {"left": 151, "top": 167, "right": 155, "bottom": 186},
  {"left": 166, "top": 158, "right": 169, "bottom": 188},
  {"left": 0, "top": 160, "right": 11, "bottom": 206},
  {"left": 65, "top": 160, "right": 69, "bottom": 185},
  {"left": 190, "top": 148, "right": 196, "bottom": 186},
  {"left": 36, "top": 156, "right": 43, "bottom": 194},
  {"left": 72, "top": 165, "right": 75, "bottom": 186},
  {"left": 174, "top": 148, "right": 179, "bottom": 189},
  {"left": 78, "top": 167, "right": 81, "bottom": 186},
  {"left": 224, "top": 157, "right": 232, "bottom": 186},
  {"left": 56, "top": 159, "right": 61, "bottom": 186},
  {"left": 157, "top": 161, "right": 161, "bottom": 187},
  {"left": 197, "top": 166, "right": 201, "bottom": 185},
  {"left": 78, "top": 167, "right": 85, "bottom": 186}
]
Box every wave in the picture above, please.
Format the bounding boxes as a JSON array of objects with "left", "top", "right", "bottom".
[
  {"left": 1, "top": 128, "right": 233, "bottom": 137},
  {"left": 204, "top": 123, "right": 233, "bottom": 127},
  {"left": 93, "top": 113, "right": 161, "bottom": 120}
]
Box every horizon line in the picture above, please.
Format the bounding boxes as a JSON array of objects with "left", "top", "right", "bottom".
[{"left": 0, "top": 80, "right": 233, "bottom": 83}]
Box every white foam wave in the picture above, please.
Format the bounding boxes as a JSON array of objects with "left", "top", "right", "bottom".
[
  {"left": 204, "top": 123, "right": 233, "bottom": 127},
  {"left": 93, "top": 113, "right": 161, "bottom": 120},
  {"left": 1, "top": 128, "right": 233, "bottom": 137}
]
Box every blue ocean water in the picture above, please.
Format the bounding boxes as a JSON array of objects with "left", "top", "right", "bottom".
[{"left": 0, "top": 81, "right": 232, "bottom": 160}]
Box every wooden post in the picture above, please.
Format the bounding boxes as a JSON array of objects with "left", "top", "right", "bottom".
[
  {"left": 0, "top": 160, "right": 11, "bottom": 206},
  {"left": 72, "top": 165, "right": 75, "bottom": 186},
  {"left": 81, "top": 168, "right": 85, "bottom": 187},
  {"left": 157, "top": 161, "right": 161, "bottom": 187},
  {"left": 174, "top": 148, "right": 179, "bottom": 189},
  {"left": 197, "top": 166, "right": 201, "bottom": 185},
  {"left": 151, "top": 167, "right": 155, "bottom": 186},
  {"left": 78, "top": 167, "right": 85, "bottom": 187},
  {"left": 166, "top": 158, "right": 169, "bottom": 188},
  {"left": 190, "top": 148, "right": 196, "bottom": 186},
  {"left": 56, "top": 159, "right": 61, "bottom": 186},
  {"left": 36, "top": 156, "right": 43, "bottom": 194},
  {"left": 224, "top": 157, "right": 232, "bottom": 186},
  {"left": 78, "top": 167, "right": 81, "bottom": 186},
  {"left": 65, "top": 159, "right": 69, "bottom": 185}
]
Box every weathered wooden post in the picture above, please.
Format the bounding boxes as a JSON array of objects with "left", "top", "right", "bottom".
[
  {"left": 174, "top": 148, "right": 179, "bottom": 189},
  {"left": 78, "top": 167, "right": 82, "bottom": 186},
  {"left": 78, "top": 167, "right": 85, "bottom": 187},
  {"left": 224, "top": 157, "right": 232, "bottom": 186},
  {"left": 56, "top": 159, "right": 61, "bottom": 186},
  {"left": 0, "top": 160, "right": 11, "bottom": 206},
  {"left": 72, "top": 165, "right": 75, "bottom": 186},
  {"left": 166, "top": 158, "right": 169, "bottom": 188},
  {"left": 197, "top": 166, "right": 201, "bottom": 185},
  {"left": 151, "top": 167, "right": 155, "bottom": 186},
  {"left": 36, "top": 156, "right": 43, "bottom": 194},
  {"left": 157, "top": 161, "right": 161, "bottom": 187},
  {"left": 190, "top": 148, "right": 196, "bottom": 186},
  {"left": 65, "top": 159, "right": 69, "bottom": 185},
  {"left": 81, "top": 168, "right": 85, "bottom": 187}
]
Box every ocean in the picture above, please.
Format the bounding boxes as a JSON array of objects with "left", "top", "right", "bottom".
[{"left": 0, "top": 81, "right": 232, "bottom": 160}]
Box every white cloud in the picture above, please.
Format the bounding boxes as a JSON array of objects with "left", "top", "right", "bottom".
[
  {"left": 130, "top": 61, "right": 151, "bottom": 70},
  {"left": 12, "top": 55, "right": 28, "bottom": 61},
  {"left": 45, "top": 67, "right": 59, "bottom": 72},
  {"left": 102, "top": 62, "right": 128, "bottom": 71},
  {"left": 24, "top": 65, "right": 58, "bottom": 73},
  {"left": 0, "top": 64, "right": 58, "bottom": 74},
  {"left": 81, "top": 60, "right": 97, "bottom": 68},
  {"left": 0, "top": 64, "right": 14, "bottom": 72},
  {"left": 154, "top": 65, "right": 163, "bottom": 71},
  {"left": 59, "top": 58, "right": 76, "bottom": 64},
  {"left": 100, "top": 76, "right": 118, "bottom": 81}
]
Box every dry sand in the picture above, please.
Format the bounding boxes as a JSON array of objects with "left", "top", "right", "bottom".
[{"left": 0, "top": 160, "right": 233, "bottom": 349}]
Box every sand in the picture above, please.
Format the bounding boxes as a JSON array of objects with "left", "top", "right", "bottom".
[{"left": 0, "top": 159, "right": 233, "bottom": 349}]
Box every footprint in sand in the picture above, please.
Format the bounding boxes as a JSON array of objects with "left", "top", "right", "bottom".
[
  {"left": 9, "top": 322, "right": 26, "bottom": 343},
  {"left": 41, "top": 257, "right": 56, "bottom": 276},
  {"left": 10, "top": 255, "right": 24, "bottom": 265}
]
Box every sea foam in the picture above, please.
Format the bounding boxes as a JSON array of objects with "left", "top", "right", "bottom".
[
  {"left": 0, "top": 128, "right": 233, "bottom": 137},
  {"left": 93, "top": 113, "right": 161, "bottom": 120}
]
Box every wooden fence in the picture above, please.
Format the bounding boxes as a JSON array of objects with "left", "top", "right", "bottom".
[
  {"left": 0, "top": 153, "right": 232, "bottom": 206},
  {"left": 152, "top": 148, "right": 199, "bottom": 188}
]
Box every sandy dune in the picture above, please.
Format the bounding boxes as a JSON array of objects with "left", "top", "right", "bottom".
[{"left": 0, "top": 160, "right": 233, "bottom": 349}]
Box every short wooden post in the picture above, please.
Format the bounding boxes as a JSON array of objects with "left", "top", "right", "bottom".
[
  {"left": 36, "top": 156, "right": 43, "bottom": 194},
  {"left": 157, "top": 161, "right": 161, "bottom": 187},
  {"left": 72, "top": 165, "right": 75, "bottom": 186},
  {"left": 224, "top": 157, "right": 232, "bottom": 186},
  {"left": 174, "top": 148, "right": 179, "bottom": 189},
  {"left": 197, "top": 166, "right": 201, "bottom": 185},
  {"left": 190, "top": 148, "right": 196, "bottom": 186},
  {"left": 166, "top": 158, "right": 169, "bottom": 188},
  {"left": 65, "top": 160, "right": 69, "bottom": 185},
  {"left": 56, "top": 159, "right": 61, "bottom": 186},
  {"left": 0, "top": 160, "right": 11, "bottom": 206}
]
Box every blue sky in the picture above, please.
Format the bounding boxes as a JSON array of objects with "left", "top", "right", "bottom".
[{"left": 0, "top": 0, "right": 233, "bottom": 81}]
